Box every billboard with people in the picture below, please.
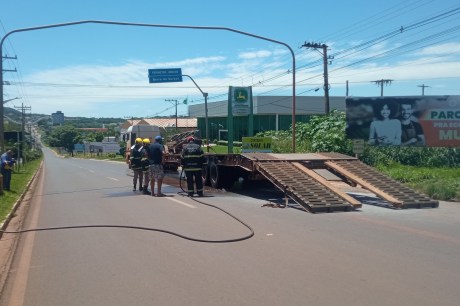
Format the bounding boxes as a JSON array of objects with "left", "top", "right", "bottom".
[{"left": 346, "top": 96, "right": 460, "bottom": 147}]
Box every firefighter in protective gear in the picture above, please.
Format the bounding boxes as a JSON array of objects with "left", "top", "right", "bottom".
[
  {"left": 130, "top": 138, "right": 144, "bottom": 191},
  {"left": 140, "top": 138, "right": 151, "bottom": 194},
  {"left": 181, "top": 136, "right": 207, "bottom": 197}
]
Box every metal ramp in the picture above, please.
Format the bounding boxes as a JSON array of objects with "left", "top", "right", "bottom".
[
  {"left": 325, "top": 160, "right": 439, "bottom": 209},
  {"left": 255, "top": 160, "right": 361, "bottom": 213}
]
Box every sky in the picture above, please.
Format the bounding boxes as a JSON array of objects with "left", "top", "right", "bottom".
[{"left": 1, "top": 0, "right": 459, "bottom": 119}]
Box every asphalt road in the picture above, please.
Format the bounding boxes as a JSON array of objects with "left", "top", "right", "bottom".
[{"left": 1, "top": 148, "right": 460, "bottom": 306}]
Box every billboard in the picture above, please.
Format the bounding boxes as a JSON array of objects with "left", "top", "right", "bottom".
[{"left": 346, "top": 96, "right": 460, "bottom": 147}]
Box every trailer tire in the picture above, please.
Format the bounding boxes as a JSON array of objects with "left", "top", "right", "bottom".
[
  {"left": 209, "top": 160, "right": 222, "bottom": 189},
  {"left": 202, "top": 164, "right": 210, "bottom": 186}
]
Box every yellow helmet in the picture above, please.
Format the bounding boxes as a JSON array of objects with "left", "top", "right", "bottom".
[
  {"left": 143, "top": 138, "right": 150, "bottom": 144},
  {"left": 135, "top": 138, "right": 143, "bottom": 144}
]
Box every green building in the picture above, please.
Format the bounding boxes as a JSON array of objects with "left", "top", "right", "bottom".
[{"left": 188, "top": 95, "right": 346, "bottom": 142}]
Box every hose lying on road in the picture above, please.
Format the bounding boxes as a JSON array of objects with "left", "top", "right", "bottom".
[
  {"left": 1, "top": 222, "right": 254, "bottom": 243},
  {"left": 1, "top": 173, "right": 254, "bottom": 243}
]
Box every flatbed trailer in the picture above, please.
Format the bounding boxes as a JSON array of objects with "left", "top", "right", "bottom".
[{"left": 165, "top": 150, "right": 439, "bottom": 213}]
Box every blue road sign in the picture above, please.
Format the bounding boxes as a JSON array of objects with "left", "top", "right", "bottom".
[{"left": 148, "top": 68, "right": 183, "bottom": 83}]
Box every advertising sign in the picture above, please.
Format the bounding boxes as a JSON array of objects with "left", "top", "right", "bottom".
[
  {"left": 346, "top": 96, "right": 460, "bottom": 147},
  {"left": 242, "top": 137, "right": 272, "bottom": 153},
  {"left": 230, "top": 86, "right": 251, "bottom": 116}
]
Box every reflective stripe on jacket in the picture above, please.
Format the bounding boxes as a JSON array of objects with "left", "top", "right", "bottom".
[
  {"left": 130, "top": 145, "right": 143, "bottom": 169},
  {"left": 181, "top": 143, "right": 206, "bottom": 171}
]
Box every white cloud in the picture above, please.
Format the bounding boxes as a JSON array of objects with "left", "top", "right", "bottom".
[
  {"left": 238, "top": 50, "right": 272, "bottom": 59},
  {"left": 413, "top": 43, "right": 460, "bottom": 56}
]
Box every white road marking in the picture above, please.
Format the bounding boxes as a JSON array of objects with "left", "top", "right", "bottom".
[
  {"left": 167, "top": 197, "right": 196, "bottom": 208},
  {"left": 107, "top": 177, "right": 119, "bottom": 181}
]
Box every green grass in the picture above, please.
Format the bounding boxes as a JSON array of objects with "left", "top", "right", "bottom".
[
  {"left": 0, "top": 158, "right": 42, "bottom": 223},
  {"left": 376, "top": 164, "right": 460, "bottom": 201}
]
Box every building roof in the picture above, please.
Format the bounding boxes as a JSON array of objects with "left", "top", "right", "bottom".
[
  {"left": 141, "top": 118, "right": 197, "bottom": 128},
  {"left": 120, "top": 119, "right": 143, "bottom": 130}
]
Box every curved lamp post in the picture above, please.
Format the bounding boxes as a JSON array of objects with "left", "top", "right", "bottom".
[{"left": 0, "top": 20, "right": 296, "bottom": 152}]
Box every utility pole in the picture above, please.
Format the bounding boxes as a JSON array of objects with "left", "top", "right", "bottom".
[
  {"left": 418, "top": 84, "right": 430, "bottom": 96},
  {"left": 1, "top": 54, "right": 18, "bottom": 152},
  {"left": 165, "top": 99, "right": 178, "bottom": 129},
  {"left": 301, "top": 42, "right": 332, "bottom": 114},
  {"left": 372, "top": 79, "right": 393, "bottom": 96}
]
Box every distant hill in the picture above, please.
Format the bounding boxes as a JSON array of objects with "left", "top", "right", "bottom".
[{"left": 4, "top": 107, "right": 125, "bottom": 128}]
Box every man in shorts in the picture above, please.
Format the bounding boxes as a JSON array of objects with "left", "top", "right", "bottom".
[{"left": 148, "top": 135, "right": 166, "bottom": 196}]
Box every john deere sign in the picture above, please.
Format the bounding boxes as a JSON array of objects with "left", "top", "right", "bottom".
[
  {"left": 227, "top": 86, "right": 254, "bottom": 153},
  {"left": 230, "top": 86, "right": 251, "bottom": 116}
]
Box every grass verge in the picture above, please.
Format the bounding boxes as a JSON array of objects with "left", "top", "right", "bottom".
[
  {"left": 376, "top": 163, "right": 460, "bottom": 202},
  {"left": 0, "top": 158, "right": 42, "bottom": 223}
]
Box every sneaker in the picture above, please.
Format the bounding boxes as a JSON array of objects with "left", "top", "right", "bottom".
[
  {"left": 133, "top": 185, "right": 136, "bottom": 191},
  {"left": 188, "top": 193, "right": 194, "bottom": 197},
  {"left": 143, "top": 188, "right": 150, "bottom": 195},
  {"left": 197, "top": 193, "right": 204, "bottom": 197},
  {"left": 139, "top": 186, "right": 143, "bottom": 191}
]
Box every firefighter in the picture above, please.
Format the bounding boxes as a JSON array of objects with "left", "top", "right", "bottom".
[
  {"left": 130, "top": 138, "right": 144, "bottom": 191},
  {"left": 181, "top": 136, "right": 207, "bottom": 197},
  {"left": 140, "top": 138, "right": 151, "bottom": 195}
]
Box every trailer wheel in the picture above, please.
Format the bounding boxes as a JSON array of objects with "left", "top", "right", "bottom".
[
  {"left": 209, "top": 160, "right": 222, "bottom": 189},
  {"left": 202, "top": 164, "right": 210, "bottom": 186}
]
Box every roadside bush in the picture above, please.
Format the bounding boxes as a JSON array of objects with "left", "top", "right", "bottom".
[
  {"left": 296, "top": 110, "right": 352, "bottom": 154},
  {"left": 22, "top": 149, "right": 43, "bottom": 162},
  {"left": 255, "top": 130, "right": 292, "bottom": 153}
]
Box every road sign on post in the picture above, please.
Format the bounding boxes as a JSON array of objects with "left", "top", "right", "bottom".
[{"left": 148, "top": 68, "right": 183, "bottom": 83}]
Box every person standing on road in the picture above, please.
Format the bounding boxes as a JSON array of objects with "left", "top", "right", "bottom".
[
  {"left": 181, "top": 136, "right": 207, "bottom": 197},
  {"left": 130, "top": 138, "right": 144, "bottom": 192},
  {"left": 140, "top": 138, "right": 151, "bottom": 195},
  {"left": 148, "top": 135, "right": 166, "bottom": 197},
  {"left": 1, "top": 150, "right": 16, "bottom": 191}
]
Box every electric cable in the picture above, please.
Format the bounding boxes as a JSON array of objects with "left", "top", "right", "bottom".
[
  {"left": 0, "top": 172, "right": 254, "bottom": 243},
  {"left": 1, "top": 223, "right": 253, "bottom": 243}
]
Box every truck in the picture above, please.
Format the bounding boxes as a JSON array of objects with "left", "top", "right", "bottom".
[
  {"left": 163, "top": 131, "right": 439, "bottom": 213},
  {"left": 122, "top": 124, "right": 161, "bottom": 160}
]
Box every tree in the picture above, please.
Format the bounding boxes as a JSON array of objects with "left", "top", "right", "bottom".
[
  {"left": 47, "top": 126, "right": 82, "bottom": 153},
  {"left": 298, "top": 110, "right": 352, "bottom": 154}
]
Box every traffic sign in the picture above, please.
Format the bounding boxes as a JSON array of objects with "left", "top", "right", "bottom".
[{"left": 148, "top": 68, "right": 183, "bottom": 83}]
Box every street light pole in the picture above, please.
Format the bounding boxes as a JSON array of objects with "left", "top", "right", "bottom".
[
  {"left": 0, "top": 20, "right": 296, "bottom": 153},
  {"left": 181, "top": 74, "right": 210, "bottom": 152}
]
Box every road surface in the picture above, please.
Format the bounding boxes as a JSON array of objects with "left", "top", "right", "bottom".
[{"left": 1, "top": 148, "right": 459, "bottom": 305}]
